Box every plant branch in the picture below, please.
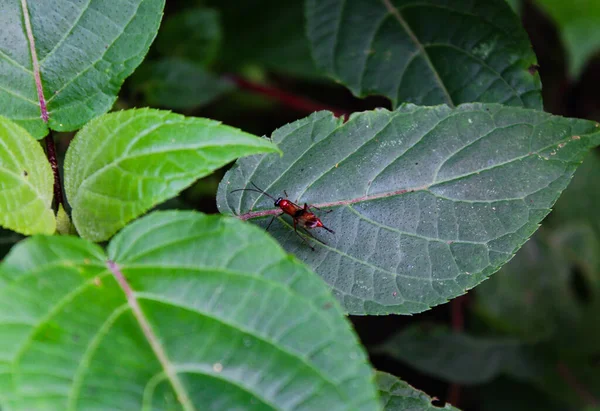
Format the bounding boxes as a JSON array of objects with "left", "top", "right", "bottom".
[
  {"left": 44, "top": 132, "right": 64, "bottom": 208},
  {"left": 21, "top": 0, "right": 49, "bottom": 122},
  {"left": 225, "top": 74, "right": 348, "bottom": 119},
  {"left": 447, "top": 295, "right": 467, "bottom": 407}
]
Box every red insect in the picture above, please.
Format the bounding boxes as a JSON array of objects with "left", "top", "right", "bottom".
[{"left": 231, "top": 182, "right": 334, "bottom": 250}]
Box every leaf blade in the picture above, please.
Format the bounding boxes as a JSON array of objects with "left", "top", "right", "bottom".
[
  {"left": 305, "top": 0, "right": 542, "bottom": 108},
  {"left": 0, "top": 211, "right": 381, "bottom": 410},
  {"left": 0, "top": 0, "right": 165, "bottom": 138},
  {"left": 376, "top": 371, "right": 459, "bottom": 410},
  {"left": 64, "top": 108, "right": 279, "bottom": 241},
  {"left": 217, "top": 105, "right": 600, "bottom": 315},
  {"left": 0, "top": 116, "right": 55, "bottom": 235}
]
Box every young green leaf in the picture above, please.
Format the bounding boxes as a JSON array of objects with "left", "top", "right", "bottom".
[
  {"left": 0, "top": 0, "right": 164, "bottom": 138},
  {"left": 217, "top": 105, "right": 600, "bottom": 315},
  {"left": 377, "top": 372, "right": 459, "bottom": 410},
  {"left": 0, "top": 116, "right": 54, "bottom": 235},
  {"left": 305, "top": 0, "right": 541, "bottom": 108},
  {"left": 64, "top": 109, "right": 279, "bottom": 242},
  {"left": 0, "top": 211, "right": 380, "bottom": 410}
]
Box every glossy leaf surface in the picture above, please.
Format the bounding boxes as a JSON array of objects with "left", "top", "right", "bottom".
[
  {"left": 0, "top": 211, "right": 380, "bottom": 410},
  {"left": 305, "top": 0, "right": 542, "bottom": 108},
  {"left": 218, "top": 105, "right": 600, "bottom": 315},
  {"left": 65, "top": 109, "right": 279, "bottom": 241},
  {"left": 0, "top": 116, "right": 54, "bottom": 235},
  {"left": 0, "top": 0, "right": 164, "bottom": 138}
]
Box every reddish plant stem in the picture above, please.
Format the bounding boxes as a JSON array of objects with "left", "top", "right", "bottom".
[
  {"left": 225, "top": 74, "right": 348, "bottom": 119},
  {"left": 44, "top": 132, "right": 64, "bottom": 208},
  {"left": 451, "top": 295, "right": 466, "bottom": 331},
  {"left": 237, "top": 188, "right": 412, "bottom": 220},
  {"left": 447, "top": 295, "right": 467, "bottom": 407},
  {"left": 106, "top": 261, "right": 194, "bottom": 410},
  {"left": 21, "top": 0, "right": 49, "bottom": 122},
  {"left": 556, "top": 362, "right": 599, "bottom": 407}
]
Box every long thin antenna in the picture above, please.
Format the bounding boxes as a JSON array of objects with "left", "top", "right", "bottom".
[{"left": 230, "top": 182, "right": 277, "bottom": 201}]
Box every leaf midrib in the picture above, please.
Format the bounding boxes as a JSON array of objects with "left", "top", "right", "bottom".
[{"left": 380, "top": 0, "right": 453, "bottom": 106}]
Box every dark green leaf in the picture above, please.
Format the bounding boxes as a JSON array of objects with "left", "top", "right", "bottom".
[
  {"left": 475, "top": 154, "right": 600, "bottom": 347},
  {"left": 131, "top": 58, "right": 234, "bottom": 109},
  {"left": 375, "top": 325, "right": 536, "bottom": 384},
  {"left": 0, "top": 116, "right": 54, "bottom": 235},
  {"left": 217, "top": 105, "right": 600, "bottom": 315},
  {"left": 305, "top": 0, "right": 542, "bottom": 108},
  {"left": 377, "top": 371, "right": 459, "bottom": 410},
  {"left": 208, "top": 0, "right": 320, "bottom": 78},
  {"left": 64, "top": 109, "right": 279, "bottom": 242},
  {"left": 551, "top": 152, "right": 600, "bottom": 232},
  {"left": 0, "top": 211, "right": 380, "bottom": 410},
  {"left": 0, "top": 0, "right": 164, "bottom": 138},
  {"left": 155, "top": 8, "right": 221, "bottom": 65},
  {"left": 377, "top": 324, "right": 600, "bottom": 407}
]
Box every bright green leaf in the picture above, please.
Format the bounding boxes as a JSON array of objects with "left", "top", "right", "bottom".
[
  {"left": 377, "top": 371, "right": 459, "bottom": 410},
  {"left": 155, "top": 8, "right": 222, "bottom": 65},
  {"left": 305, "top": 0, "right": 542, "bottom": 108},
  {"left": 64, "top": 109, "right": 279, "bottom": 242},
  {"left": 0, "top": 0, "right": 164, "bottom": 138},
  {"left": 0, "top": 116, "right": 54, "bottom": 235},
  {"left": 0, "top": 211, "right": 380, "bottom": 410},
  {"left": 131, "top": 58, "right": 235, "bottom": 110},
  {"left": 217, "top": 105, "right": 600, "bottom": 315},
  {"left": 535, "top": 0, "right": 600, "bottom": 78}
]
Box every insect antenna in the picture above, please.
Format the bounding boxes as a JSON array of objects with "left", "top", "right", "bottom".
[{"left": 230, "top": 182, "right": 277, "bottom": 201}]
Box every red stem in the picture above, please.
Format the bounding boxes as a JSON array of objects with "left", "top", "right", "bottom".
[
  {"left": 447, "top": 295, "right": 467, "bottom": 407},
  {"left": 21, "top": 0, "right": 49, "bottom": 123},
  {"left": 44, "top": 132, "right": 64, "bottom": 208},
  {"left": 226, "top": 74, "right": 348, "bottom": 119}
]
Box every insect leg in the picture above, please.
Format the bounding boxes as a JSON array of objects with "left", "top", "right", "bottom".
[
  {"left": 301, "top": 227, "right": 328, "bottom": 246},
  {"left": 266, "top": 212, "right": 284, "bottom": 231},
  {"left": 320, "top": 225, "right": 335, "bottom": 234},
  {"left": 306, "top": 203, "right": 333, "bottom": 214},
  {"left": 293, "top": 218, "right": 315, "bottom": 251}
]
